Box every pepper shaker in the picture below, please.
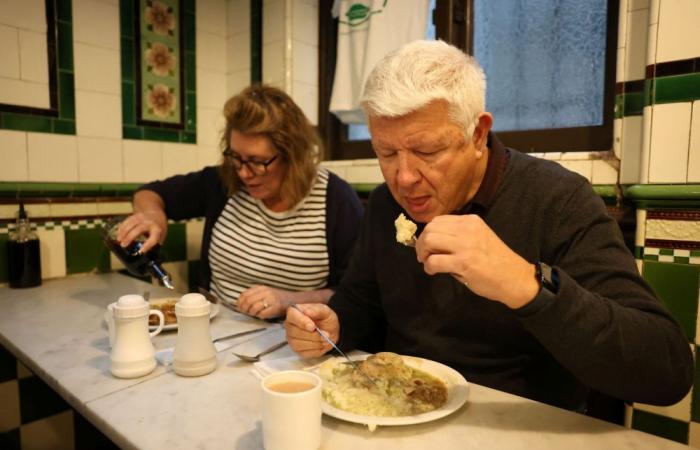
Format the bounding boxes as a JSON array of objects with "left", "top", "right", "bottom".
[{"left": 173, "top": 293, "right": 217, "bottom": 376}]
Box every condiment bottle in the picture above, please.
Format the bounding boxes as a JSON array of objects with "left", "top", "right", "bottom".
[
  {"left": 173, "top": 293, "right": 217, "bottom": 377},
  {"left": 7, "top": 202, "right": 42, "bottom": 288},
  {"left": 110, "top": 294, "right": 165, "bottom": 379},
  {"left": 101, "top": 216, "right": 174, "bottom": 289}
]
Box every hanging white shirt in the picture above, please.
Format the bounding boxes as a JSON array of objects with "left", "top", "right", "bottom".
[{"left": 329, "top": 0, "right": 431, "bottom": 124}]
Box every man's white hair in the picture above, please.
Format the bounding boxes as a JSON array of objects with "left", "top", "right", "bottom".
[{"left": 360, "top": 40, "right": 486, "bottom": 137}]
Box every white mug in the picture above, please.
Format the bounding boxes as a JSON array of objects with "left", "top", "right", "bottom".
[
  {"left": 105, "top": 302, "right": 165, "bottom": 348},
  {"left": 261, "top": 370, "right": 322, "bottom": 450}
]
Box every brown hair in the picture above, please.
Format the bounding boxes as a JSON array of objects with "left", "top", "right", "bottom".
[{"left": 218, "top": 84, "right": 322, "bottom": 208}]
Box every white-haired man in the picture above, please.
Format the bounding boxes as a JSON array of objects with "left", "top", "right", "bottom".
[{"left": 284, "top": 40, "right": 692, "bottom": 410}]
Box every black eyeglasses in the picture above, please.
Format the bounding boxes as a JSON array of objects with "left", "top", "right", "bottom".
[{"left": 223, "top": 149, "right": 279, "bottom": 175}]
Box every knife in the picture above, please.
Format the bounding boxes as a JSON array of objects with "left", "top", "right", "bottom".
[{"left": 289, "top": 304, "right": 379, "bottom": 387}]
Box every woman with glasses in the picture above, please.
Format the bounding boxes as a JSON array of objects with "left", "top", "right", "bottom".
[{"left": 116, "top": 84, "right": 364, "bottom": 319}]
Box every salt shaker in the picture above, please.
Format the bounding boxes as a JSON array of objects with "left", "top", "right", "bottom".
[
  {"left": 110, "top": 294, "right": 165, "bottom": 379},
  {"left": 173, "top": 293, "right": 217, "bottom": 376}
]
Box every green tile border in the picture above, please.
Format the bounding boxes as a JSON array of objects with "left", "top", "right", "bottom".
[
  {"left": 0, "top": 182, "right": 141, "bottom": 199},
  {"left": 120, "top": 0, "right": 197, "bottom": 143},
  {"left": 625, "top": 185, "right": 700, "bottom": 208},
  {"left": 0, "top": 0, "right": 76, "bottom": 135},
  {"left": 250, "top": 0, "right": 262, "bottom": 83},
  {"left": 631, "top": 409, "right": 688, "bottom": 444},
  {"left": 652, "top": 73, "right": 700, "bottom": 105}
]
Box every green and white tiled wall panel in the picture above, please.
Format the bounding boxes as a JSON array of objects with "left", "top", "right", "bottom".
[{"left": 626, "top": 186, "right": 700, "bottom": 445}]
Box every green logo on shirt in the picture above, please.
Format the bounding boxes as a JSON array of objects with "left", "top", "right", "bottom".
[{"left": 340, "top": 0, "right": 388, "bottom": 26}]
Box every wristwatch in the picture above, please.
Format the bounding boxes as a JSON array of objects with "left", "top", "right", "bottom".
[{"left": 535, "top": 261, "right": 559, "bottom": 294}]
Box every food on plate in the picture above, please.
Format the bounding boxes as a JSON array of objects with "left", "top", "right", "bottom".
[
  {"left": 394, "top": 213, "right": 417, "bottom": 246},
  {"left": 149, "top": 298, "right": 178, "bottom": 325},
  {"left": 319, "top": 352, "right": 448, "bottom": 416}
]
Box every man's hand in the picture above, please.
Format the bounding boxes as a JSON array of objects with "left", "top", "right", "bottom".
[
  {"left": 415, "top": 214, "right": 539, "bottom": 309},
  {"left": 237, "top": 285, "right": 290, "bottom": 319},
  {"left": 284, "top": 304, "right": 340, "bottom": 358}
]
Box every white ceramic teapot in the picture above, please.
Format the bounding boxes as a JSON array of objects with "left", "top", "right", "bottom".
[{"left": 109, "top": 294, "right": 165, "bottom": 379}]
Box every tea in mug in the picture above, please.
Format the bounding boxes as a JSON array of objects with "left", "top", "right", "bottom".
[{"left": 268, "top": 381, "right": 315, "bottom": 393}]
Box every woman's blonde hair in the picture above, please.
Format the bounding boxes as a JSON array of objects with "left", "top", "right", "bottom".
[{"left": 219, "top": 84, "right": 322, "bottom": 207}]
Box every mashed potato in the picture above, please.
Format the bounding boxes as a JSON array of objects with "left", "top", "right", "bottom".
[
  {"left": 320, "top": 352, "right": 447, "bottom": 417},
  {"left": 395, "top": 214, "right": 417, "bottom": 246}
]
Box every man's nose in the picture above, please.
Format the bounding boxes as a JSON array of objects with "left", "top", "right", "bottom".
[{"left": 396, "top": 152, "right": 421, "bottom": 187}]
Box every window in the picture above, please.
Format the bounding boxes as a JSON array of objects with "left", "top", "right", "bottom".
[{"left": 318, "top": 0, "right": 618, "bottom": 159}]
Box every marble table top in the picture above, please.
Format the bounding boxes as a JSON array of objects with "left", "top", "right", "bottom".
[{"left": 0, "top": 273, "right": 689, "bottom": 450}]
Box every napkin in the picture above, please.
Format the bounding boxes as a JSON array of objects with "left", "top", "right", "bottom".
[{"left": 252, "top": 350, "right": 369, "bottom": 379}]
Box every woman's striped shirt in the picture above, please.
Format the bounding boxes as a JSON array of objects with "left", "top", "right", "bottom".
[{"left": 209, "top": 169, "right": 330, "bottom": 303}]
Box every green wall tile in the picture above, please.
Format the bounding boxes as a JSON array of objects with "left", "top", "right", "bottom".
[
  {"left": 2, "top": 113, "right": 52, "bottom": 133},
  {"left": 143, "top": 128, "right": 179, "bottom": 142},
  {"left": 59, "top": 72, "right": 75, "bottom": 119},
  {"left": 634, "top": 246, "right": 643, "bottom": 259},
  {"left": 0, "top": 234, "right": 8, "bottom": 284},
  {"left": 185, "top": 52, "right": 196, "bottom": 85},
  {"left": 120, "top": 0, "right": 134, "bottom": 38},
  {"left": 642, "top": 261, "right": 699, "bottom": 340},
  {"left": 654, "top": 73, "right": 700, "bottom": 104},
  {"left": 65, "top": 229, "right": 110, "bottom": 274},
  {"left": 161, "top": 223, "right": 186, "bottom": 263},
  {"left": 53, "top": 119, "right": 75, "bottom": 134},
  {"left": 183, "top": 0, "right": 195, "bottom": 14},
  {"left": 692, "top": 350, "right": 700, "bottom": 422},
  {"left": 184, "top": 12, "right": 195, "bottom": 52},
  {"left": 122, "top": 82, "right": 135, "bottom": 125},
  {"left": 181, "top": 131, "right": 196, "bottom": 143},
  {"left": 56, "top": 0, "right": 72, "bottom": 23},
  {"left": 57, "top": 22, "right": 73, "bottom": 71},
  {"left": 185, "top": 92, "right": 196, "bottom": 130},
  {"left": 659, "top": 249, "right": 674, "bottom": 256},
  {"left": 623, "top": 92, "right": 644, "bottom": 116},
  {"left": 120, "top": 38, "right": 134, "bottom": 81},
  {"left": 631, "top": 410, "right": 688, "bottom": 444},
  {"left": 123, "top": 126, "right": 142, "bottom": 139}
]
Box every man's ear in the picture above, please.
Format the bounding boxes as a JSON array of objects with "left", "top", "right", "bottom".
[{"left": 473, "top": 112, "right": 493, "bottom": 151}]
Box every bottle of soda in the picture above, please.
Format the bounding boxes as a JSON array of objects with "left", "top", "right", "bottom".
[
  {"left": 102, "top": 216, "right": 174, "bottom": 289},
  {"left": 7, "top": 202, "right": 42, "bottom": 288}
]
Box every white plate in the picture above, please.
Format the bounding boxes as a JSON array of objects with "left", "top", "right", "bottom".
[
  {"left": 319, "top": 354, "right": 469, "bottom": 428},
  {"left": 148, "top": 298, "right": 219, "bottom": 331}
]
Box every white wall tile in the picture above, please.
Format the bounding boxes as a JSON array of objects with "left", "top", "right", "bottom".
[
  {"left": 628, "top": 0, "right": 649, "bottom": 11},
  {"left": 27, "top": 133, "right": 78, "bottom": 182},
  {"left": 96, "top": 202, "right": 133, "bottom": 215},
  {"left": 646, "top": 23, "right": 657, "bottom": 67},
  {"left": 344, "top": 164, "right": 384, "bottom": 184},
  {"left": 613, "top": 118, "right": 622, "bottom": 159},
  {"left": 72, "top": 0, "right": 119, "bottom": 49},
  {"left": 123, "top": 140, "right": 163, "bottom": 182},
  {"left": 648, "top": 103, "right": 692, "bottom": 183},
  {"left": 197, "top": 0, "right": 227, "bottom": 37},
  {"left": 0, "top": 25, "right": 20, "bottom": 78},
  {"left": 591, "top": 160, "right": 619, "bottom": 185},
  {"left": 197, "top": 69, "right": 227, "bottom": 108},
  {"left": 0, "top": 0, "right": 47, "bottom": 32},
  {"left": 162, "top": 143, "right": 198, "bottom": 178},
  {"left": 75, "top": 91, "right": 121, "bottom": 138},
  {"left": 227, "top": 0, "right": 251, "bottom": 36},
  {"left": 196, "top": 32, "right": 227, "bottom": 73},
  {"left": 0, "top": 130, "right": 28, "bottom": 181},
  {"left": 624, "top": 9, "right": 648, "bottom": 81},
  {"left": 619, "top": 115, "right": 644, "bottom": 184},
  {"left": 77, "top": 137, "right": 123, "bottom": 182},
  {"left": 227, "top": 31, "right": 251, "bottom": 73},
  {"left": 197, "top": 107, "right": 225, "bottom": 147},
  {"left": 292, "top": 80, "right": 318, "bottom": 126},
  {"left": 263, "top": 0, "right": 285, "bottom": 45},
  {"left": 186, "top": 219, "right": 204, "bottom": 260},
  {"left": 262, "top": 39, "right": 285, "bottom": 87},
  {"left": 687, "top": 101, "right": 700, "bottom": 182},
  {"left": 649, "top": 0, "right": 660, "bottom": 24},
  {"left": 227, "top": 70, "right": 250, "bottom": 98},
  {"left": 292, "top": 0, "right": 318, "bottom": 46},
  {"left": 635, "top": 209, "right": 646, "bottom": 247},
  {"left": 558, "top": 160, "right": 593, "bottom": 182},
  {"left": 0, "top": 78, "right": 50, "bottom": 109},
  {"left": 74, "top": 43, "right": 120, "bottom": 94},
  {"left": 18, "top": 29, "right": 48, "bottom": 83},
  {"left": 22, "top": 204, "right": 51, "bottom": 218},
  {"left": 36, "top": 228, "right": 66, "bottom": 280},
  {"left": 690, "top": 422, "right": 700, "bottom": 449},
  {"left": 292, "top": 40, "right": 317, "bottom": 86},
  {"left": 197, "top": 145, "right": 221, "bottom": 168},
  {"left": 655, "top": 0, "right": 700, "bottom": 63}
]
